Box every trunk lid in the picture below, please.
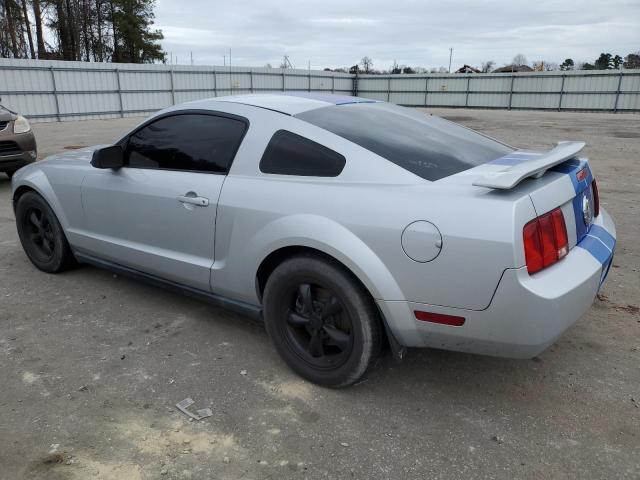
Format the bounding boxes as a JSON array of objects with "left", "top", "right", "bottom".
[{"left": 442, "top": 142, "right": 597, "bottom": 252}]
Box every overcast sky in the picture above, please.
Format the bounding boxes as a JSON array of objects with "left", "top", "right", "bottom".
[{"left": 154, "top": 0, "right": 640, "bottom": 70}]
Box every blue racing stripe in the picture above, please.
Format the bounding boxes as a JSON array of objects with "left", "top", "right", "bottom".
[
  {"left": 282, "top": 92, "right": 379, "bottom": 105},
  {"left": 588, "top": 224, "right": 615, "bottom": 251},
  {"left": 488, "top": 151, "right": 541, "bottom": 166},
  {"left": 577, "top": 235, "right": 612, "bottom": 265}
]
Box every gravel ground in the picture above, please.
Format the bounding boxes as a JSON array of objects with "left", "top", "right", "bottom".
[{"left": 0, "top": 109, "right": 639, "bottom": 480}]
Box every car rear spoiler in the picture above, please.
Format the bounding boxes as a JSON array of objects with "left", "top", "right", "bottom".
[{"left": 473, "top": 141, "right": 586, "bottom": 190}]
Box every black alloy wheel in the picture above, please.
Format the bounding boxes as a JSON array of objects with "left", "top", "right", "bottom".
[
  {"left": 15, "top": 191, "right": 76, "bottom": 273},
  {"left": 263, "top": 254, "right": 382, "bottom": 387},
  {"left": 284, "top": 282, "right": 354, "bottom": 369},
  {"left": 23, "top": 207, "right": 56, "bottom": 261}
]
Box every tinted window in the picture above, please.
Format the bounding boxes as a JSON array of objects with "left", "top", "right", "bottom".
[
  {"left": 125, "top": 113, "right": 247, "bottom": 173},
  {"left": 260, "top": 130, "right": 346, "bottom": 177},
  {"left": 296, "top": 103, "right": 512, "bottom": 181}
]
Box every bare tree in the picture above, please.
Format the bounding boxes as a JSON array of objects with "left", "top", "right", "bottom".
[
  {"left": 512, "top": 53, "right": 528, "bottom": 66},
  {"left": 20, "top": 0, "right": 35, "bottom": 58},
  {"left": 481, "top": 60, "right": 495, "bottom": 73},
  {"left": 360, "top": 56, "right": 373, "bottom": 73},
  {"left": 32, "top": 0, "right": 47, "bottom": 58}
]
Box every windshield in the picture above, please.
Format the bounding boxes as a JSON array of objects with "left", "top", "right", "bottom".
[{"left": 295, "top": 103, "right": 512, "bottom": 181}]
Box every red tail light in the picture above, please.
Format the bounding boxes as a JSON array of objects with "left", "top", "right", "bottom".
[
  {"left": 591, "top": 179, "right": 600, "bottom": 218},
  {"left": 523, "top": 207, "right": 568, "bottom": 274}
]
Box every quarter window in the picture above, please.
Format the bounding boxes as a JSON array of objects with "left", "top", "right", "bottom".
[
  {"left": 124, "top": 113, "right": 247, "bottom": 173},
  {"left": 260, "top": 130, "right": 346, "bottom": 177}
]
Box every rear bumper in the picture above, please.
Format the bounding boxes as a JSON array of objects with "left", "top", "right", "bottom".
[{"left": 379, "top": 207, "right": 616, "bottom": 358}]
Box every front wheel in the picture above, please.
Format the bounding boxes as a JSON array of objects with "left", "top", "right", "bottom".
[
  {"left": 263, "top": 254, "right": 382, "bottom": 387},
  {"left": 15, "top": 191, "right": 77, "bottom": 273}
]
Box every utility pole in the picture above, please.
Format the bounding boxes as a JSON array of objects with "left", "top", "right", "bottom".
[
  {"left": 190, "top": 51, "right": 193, "bottom": 65},
  {"left": 448, "top": 48, "right": 453, "bottom": 73},
  {"left": 223, "top": 55, "right": 226, "bottom": 66}
]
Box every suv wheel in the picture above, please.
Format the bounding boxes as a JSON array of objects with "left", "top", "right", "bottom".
[
  {"left": 263, "top": 254, "right": 382, "bottom": 387},
  {"left": 15, "top": 191, "right": 77, "bottom": 273}
]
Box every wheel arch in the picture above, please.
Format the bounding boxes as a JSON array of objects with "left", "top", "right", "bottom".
[
  {"left": 254, "top": 244, "right": 406, "bottom": 357},
  {"left": 11, "top": 172, "right": 70, "bottom": 228}
]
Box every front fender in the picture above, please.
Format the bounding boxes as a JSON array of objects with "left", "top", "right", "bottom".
[{"left": 12, "top": 166, "right": 71, "bottom": 229}]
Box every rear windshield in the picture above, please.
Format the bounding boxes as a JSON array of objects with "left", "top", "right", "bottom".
[{"left": 295, "top": 103, "right": 512, "bottom": 181}]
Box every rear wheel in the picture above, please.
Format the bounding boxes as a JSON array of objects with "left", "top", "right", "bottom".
[
  {"left": 15, "top": 191, "right": 76, "bottom": 273},
  {"left": 263, "top": 254, "right": 382, "bottom": 387}
]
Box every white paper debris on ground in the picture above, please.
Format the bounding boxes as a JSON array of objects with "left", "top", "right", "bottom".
[{"left": 175, "top": 398, "right": 213, "bottom": 421}]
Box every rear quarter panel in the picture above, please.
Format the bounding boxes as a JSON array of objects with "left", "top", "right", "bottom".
[{"left": 212, "top": 104, "right": 538, "bottom": 311}]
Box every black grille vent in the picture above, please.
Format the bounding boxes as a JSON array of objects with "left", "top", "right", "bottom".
[
  {"left": 0, "top": 121, "right": 9, "bottom": 131},
  {"left": 0, "top": 141, "right": 21, "bottom": 155}
]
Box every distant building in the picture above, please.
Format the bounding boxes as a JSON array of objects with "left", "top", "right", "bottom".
[
  {"left": 492, "top": 64, "right": 534, "bottom": 73},
  {"left": 455, "top": 65, "right": 481, "bottom": 73}
]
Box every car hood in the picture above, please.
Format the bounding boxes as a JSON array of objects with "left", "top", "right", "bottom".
[
  {"left": 0, "top": 104, "right": 15, "bottom": 122},
  {"left": 42, "top": 144, "right": 106, "bottom": 164}
]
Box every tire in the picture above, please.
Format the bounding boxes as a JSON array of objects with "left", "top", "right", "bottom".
[
  {"left": 15, "top": 191, "right": 77, "bottom": 273},
  {"left": 263, "top": 254, "right": 382, "bottom": 387}
]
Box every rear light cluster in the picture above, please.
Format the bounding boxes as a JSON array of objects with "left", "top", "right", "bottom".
[
  {"left": 592, "top": 179, "right": 600, "bottom": 218},
  {"left": 523, "top": 207, "right": 568, "bottom": 275}
]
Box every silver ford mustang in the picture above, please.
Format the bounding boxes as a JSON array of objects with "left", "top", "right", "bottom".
[{"left": 11, "top": 93, "right": 616, "bottom": 387}]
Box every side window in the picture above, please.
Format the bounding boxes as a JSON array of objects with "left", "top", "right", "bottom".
[
  {"left": 124, "top": 113, "right": 247, "bottom": 173},
  {"left": 259, "top": 130, "right": 346, "bottom": 177}
]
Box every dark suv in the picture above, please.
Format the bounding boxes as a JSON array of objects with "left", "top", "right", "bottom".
[{"left": 0, "top": 102, "right": 37, "bottom": 179}]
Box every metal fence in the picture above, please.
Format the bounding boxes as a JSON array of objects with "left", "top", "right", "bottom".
[
  {"left": 0, "top": 58, "right": 638, "bottom": 122},
  {"left": 357, "top": 70, "right": 640, "bottom": 112}
]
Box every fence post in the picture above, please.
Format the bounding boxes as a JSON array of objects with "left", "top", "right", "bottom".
[
  {"left": 331, "top": 75, "right": 335, "bottom": 94},
  {"left": 212, "top": 70, "right": 217, "bottom": 97},
  {"left": 49, "top": 67, "right": 60, "bottom": 122},
  {"left": 558, "top": 73, "right": 566, "bottom": 111},
  {"left": 169, "top": 67, "right": 176, "bottom": 105},
  {"left": 352, "top": 70, "right": 359, "bottom": 97},
  {"left": 424, "top": 77, "right": 429, "bottom": 106},
  {"left": 250, "top": 70, "right": 254, "bottom": 93},
  {"left": 114, "top": 68, "right": 124, "bottom": 117},
  {"left": 308, "top": 70, "right": 311, "bottom": 92},
  {"left": 387, "top": 77, "right": 391, "bottom": 102},
  {"left": 508, "top": 74, "right": 515, "bottom": 110},
  {"left": 465, "top": 75, "right": 471, "bottom": 107},
  {"left": 282, "top": 70, "right": 286, "bottom": 91},
  {"left": 614, "top": 70, "right": 623, "bottom": 112}
]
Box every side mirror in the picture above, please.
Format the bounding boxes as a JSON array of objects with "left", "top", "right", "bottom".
[{"left": 91, "top": 145, "right": 124, "bottom": 169}]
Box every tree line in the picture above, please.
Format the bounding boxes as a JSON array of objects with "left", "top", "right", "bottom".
[
  {"left": 324, "top": 51, "right": 640, "bottom": 75},
  {"left": 0, "top": 0, "right": 164, "bottom": 63}
]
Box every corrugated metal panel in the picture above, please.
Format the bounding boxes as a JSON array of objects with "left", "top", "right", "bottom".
[
  {"left": 57, "top": 92, "right": 120, "bottom": 114},
  {"left": 428, "top": 92, "right": 466, "bottom": 106},
  {"left": 470, "top": 75, "right": 511, "bottom": 92},
  {"left": 617, "top": 93, "right": 640, "bottom": 110},
  {"left": 122, "top": 91, "right": 172, "bottom": 111},
  {"left": 512, "top": 93, "right": 561, "bottom": 109},
  {"left": 390, "top": 92, "right": 425, "bottom": 105},
  {"left": 514, "top": 75, "right": 562, "bottom": 93},
  {"left": 561, "top": 93, "right": 616, "bottom": 110},
  {"left": 390, "top": 77, "right": 425, "bottom": 92},
  {"left": 468, "top": 93, "right": 510, "bottom": 108},
  {"left": 284, "top": 74, "right": 309, "bottom": 90},
  {"left": 1, "top": 92, "right": 57, "bottom": 116},
  {"left": 428, "top": 76, "right": 467, "bottom": 93}
]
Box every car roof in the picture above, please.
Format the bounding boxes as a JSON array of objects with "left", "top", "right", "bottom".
[{"left": 210, "top": 92, "right": 380, "bottom": 116}]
